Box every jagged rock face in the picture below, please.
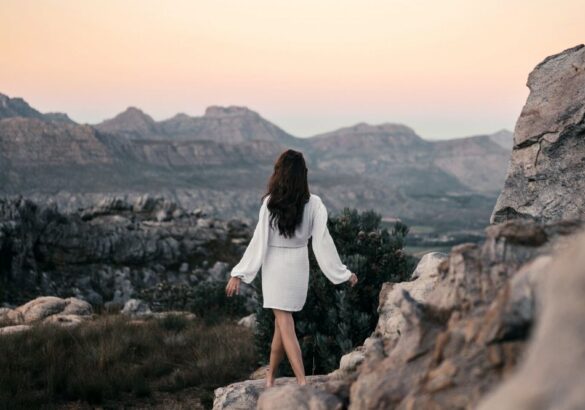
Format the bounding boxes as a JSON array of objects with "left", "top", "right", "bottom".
[
  {"left": 492, "top": 44, "right": 585, "bottom": 224},
  {"left": 477, "top": 229, "right": 585, "bottom": 410},
  {"left": 0, "top": 195, "right": 252, "bottom": 307}
]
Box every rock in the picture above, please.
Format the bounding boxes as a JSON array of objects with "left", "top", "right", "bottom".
[
  {"left": 0, "top": 195, "right": 253, "bottom": 310},
  {"left": 373, "top": 251, "right": 445, "bottom": 349},
  {"left": 0, "top": 296, "right": 94, "bottom": 328},
  {"left": 156, "top": 209, "right": 171, "bottom": 222},
  {"left": 257, "top": 384, "right": 343, "bottom": 410},
  {"left": 213, "top": 375, "right": 332, "bottom": 410},
  {"left": 121, "top": 299, "right": 152, "bottom": 317},
  {"left": 237, "top": 314, "right": 257, "bottom": 331},
  {"left": 345, "top": 219, "right": 581, "bottom": 410},
  {"left": 14, "top": 296, "right": 68, "bottom": 323},
  {"left": 61, "top": 297, "right": 93, "bottom": 316},
  {"left": 478, "top": 228, "right": 585, "bottom": 410},
  {"left": 249, "top": 365, "right": 269, "bottom": 380},
  {"left": 411, "top": 251, "right": 448, "bottom": 280},
  {"left": 0, "top": 325, "right": 32, "bottom": 336},
  {"left": 338, "top": 348, "right": 365, "bottom": 372},
  {"left": 492, "top": 44, "right": 585, "bottom": 224},
  {"left": 43, "top": 314, "right": 90, "bottom": 327},
  {"left": 208, "top": 261, "right": 230, "bottom": 282}
]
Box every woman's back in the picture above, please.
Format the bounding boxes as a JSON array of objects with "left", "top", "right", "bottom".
[{"left": 266, "top": 193, "right": 320, "bottom": 248}]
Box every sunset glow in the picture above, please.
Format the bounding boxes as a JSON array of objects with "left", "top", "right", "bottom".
[{"left": 1, "top": 0, "right": 584, "bottom": 138}]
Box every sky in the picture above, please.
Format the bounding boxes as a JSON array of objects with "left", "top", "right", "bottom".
[{"left": 1, "top": 0, "right": 584, "bottom": 140}]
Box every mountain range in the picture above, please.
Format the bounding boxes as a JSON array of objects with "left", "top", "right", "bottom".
[{"left": 0, "top": 92, "right": 512, "bottom": 234}]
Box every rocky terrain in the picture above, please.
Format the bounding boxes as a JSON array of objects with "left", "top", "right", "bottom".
[
  {"left": 0, "top": 91, "right": 511, "bottom": 236},
  {"left": 0, "top": 194, "right": 254, "bottom": 308},
  {"left": 212, "top": 44, "right": 585, "bottom": 410}
]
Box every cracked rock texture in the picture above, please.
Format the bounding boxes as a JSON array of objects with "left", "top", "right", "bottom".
[
  {"left": 0, "top": 195, "right": 253, "bottom": 307},
  {"left": 492, "top": 44, "right": 585, "bottom": 224}
]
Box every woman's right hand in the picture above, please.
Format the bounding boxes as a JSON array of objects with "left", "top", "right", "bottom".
[{"left": 348, "top": 272, "right": 358, "bottom": 287}]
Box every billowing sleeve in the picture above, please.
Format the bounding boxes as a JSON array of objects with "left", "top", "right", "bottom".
[
  {"left": 310, "top": 200, "right": 352, "bottom": 284},
  {"left": 230, "top": 197, "right": 270, "bottom": 284}
]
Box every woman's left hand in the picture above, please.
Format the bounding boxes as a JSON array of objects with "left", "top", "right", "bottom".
[{"left": 225, "top": 277, "right": 242, "bottom": 297}]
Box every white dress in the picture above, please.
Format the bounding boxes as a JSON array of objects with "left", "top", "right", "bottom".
[{"left": 230, "top": 193, "right": 352, "bottom": 312}]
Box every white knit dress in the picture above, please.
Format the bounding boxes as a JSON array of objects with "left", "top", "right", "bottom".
[{"left": 230, "top": 193, "right": 352, "bottom": 312}]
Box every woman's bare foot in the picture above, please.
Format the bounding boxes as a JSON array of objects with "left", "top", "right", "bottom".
[{"left": 297, "top": 377, "right": 307, "bottom": 385}]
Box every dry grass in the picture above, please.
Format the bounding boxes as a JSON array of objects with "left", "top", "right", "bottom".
[{"left": 0, "top": 314, "right": 257, "bottom": 409}]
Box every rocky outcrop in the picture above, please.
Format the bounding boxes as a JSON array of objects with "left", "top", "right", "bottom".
[
  {"left": 0, "top": 195, "right": 253, "bottom": 307},
  {"left": 0, "top": 296, "right": 94, "bottom": 334},
  {"left": 492, "top": 44, "right": 585, "bottom": 224}
]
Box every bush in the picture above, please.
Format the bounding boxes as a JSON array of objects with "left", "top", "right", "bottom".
[
  {"left": 137, "top": 280, "right": 249, "bottom": 325},
  {"left": 254, "top": 208, "right": 416, "bottom": 374}
]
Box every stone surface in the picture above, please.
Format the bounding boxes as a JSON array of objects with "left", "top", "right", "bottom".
[
  {"left": 477, "top": 229, "right": 585, "bottom": 410},
  {"left": 212, "top": 375, "right": 333, "bottom": 410},
  {"left": 257, "top": 384, "right": 343, "bottom": 410},
  {"left": 0, "top": 296, "right": 94, "bottom": 332},
  {"left": 121, "top": 298, "right": 153, "bottom": 317},
  {"left": 492, "top": 44, "right": 585, "bottom": 224},
  {"left": 13, "top": 296, "right": 92, "bottom": 324}
]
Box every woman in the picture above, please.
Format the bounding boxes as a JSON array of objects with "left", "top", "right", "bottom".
[{"left": 225, "top": 149, "right": 358, "bottom": 387}]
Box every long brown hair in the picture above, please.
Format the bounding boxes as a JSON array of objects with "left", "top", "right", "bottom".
[{"left": 262, "top": 149, "right": 310, "bottom": 238}]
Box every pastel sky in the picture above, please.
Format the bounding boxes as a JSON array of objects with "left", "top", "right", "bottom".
[{"left": 1, "top": 0, "right": 583, "bottom": 139}]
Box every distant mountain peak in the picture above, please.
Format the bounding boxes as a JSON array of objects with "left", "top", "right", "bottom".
[
  {"left": 204, "top": 105, "right": 259, "bottom": 118},
  {"left": 0, "top": 92, "right": 44, "bottom": 120},
  {"left": 95, "top": 106, "right": 158, "bottom": 136}
]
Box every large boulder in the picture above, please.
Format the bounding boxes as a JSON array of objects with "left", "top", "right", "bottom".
[
  {"left": 13, "top": 296, "right": 93, "bottom": 324},
  {"left": 492, "top": 44, "right": 585, "bottom": 224},
  {"left": 0, "top": 296, "right": 94, "bottom": 333}
]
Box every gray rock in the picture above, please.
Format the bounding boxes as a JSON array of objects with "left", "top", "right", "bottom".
[
  {"left": 492, "top": 44, "right": 585, "bottom": 224},
  {"left": 237, "top": 313, "right": 257, "bottom": 331},
  {"left": 121, "top": 299, "right": 152, "bottom": 317}
]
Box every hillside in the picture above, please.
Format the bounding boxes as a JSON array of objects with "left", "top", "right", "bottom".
[{"left": 0, "top": 92, "right": 512, "bottom": 234}]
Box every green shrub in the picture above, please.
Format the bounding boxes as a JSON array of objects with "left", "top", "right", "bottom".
[
  {"left": 254, "top": 207, "right": 416, "bottom": 374},
  {"left": 138, "top": 280, "right": 249, "bottom": 325}
]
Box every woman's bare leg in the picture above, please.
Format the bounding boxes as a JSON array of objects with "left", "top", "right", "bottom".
[
  {"left": 273, "top": 308, "right": 307, "bottom": 385},
  {"left": 266, "top": 317, "right": 285, "bottom": 387}
]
